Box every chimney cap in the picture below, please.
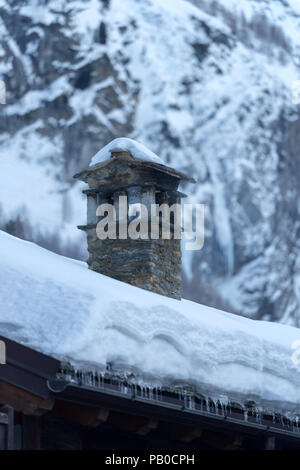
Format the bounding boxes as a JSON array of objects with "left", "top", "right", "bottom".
[{"left": 74, "top": 137, "right": 196, "bottom": 184}]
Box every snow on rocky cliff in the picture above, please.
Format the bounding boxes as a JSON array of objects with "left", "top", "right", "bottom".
[{"left": 0, "top": 0, "right": 300, "bottom": 324}]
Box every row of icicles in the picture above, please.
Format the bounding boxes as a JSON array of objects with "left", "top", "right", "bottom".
[{"left": 57, "top": 366, "right": 300, "bottom": 432}]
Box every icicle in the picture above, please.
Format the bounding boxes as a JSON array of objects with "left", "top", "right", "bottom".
[
  {"left": 205, "top": 397, "right": 210, "bottom": 413},
  {"left": 189, "top": 395, "right": 195, "bottom": 410},
  {"left": 212, "top": 399, "right": 218, "bottom": 414},
  {"left": 211, "top": 399, "right": 216, "bottom": 414}
]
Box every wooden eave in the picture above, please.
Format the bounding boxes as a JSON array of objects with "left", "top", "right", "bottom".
[
  {"left": 50, "top": 379, "right": 300, "bottom": 448},
  {"left": 0, "top": 335, "right": 299, "bottom": 448},
  {"left": 0, "top": 335, "right": 60, "bottom": 411}
]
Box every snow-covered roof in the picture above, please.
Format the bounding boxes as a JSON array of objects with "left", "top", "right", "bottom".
[
  {"left": 89, "top": 137, "right": 164, "bottom": 166},
  {"left": 1, "top": 230, "right": 300, "bottom": 418}
]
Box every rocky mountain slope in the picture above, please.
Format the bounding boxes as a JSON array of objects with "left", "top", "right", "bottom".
[{"left": 0, "top": 0, "right": 300, "bottom": 324}]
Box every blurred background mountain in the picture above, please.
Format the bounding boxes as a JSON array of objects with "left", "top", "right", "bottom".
[{"left": 0, "top": 0, "right": 300, "bottom": 324}]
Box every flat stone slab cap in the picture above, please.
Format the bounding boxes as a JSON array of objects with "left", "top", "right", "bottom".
[{"left": 74, "top": 149, "right": 196, "bottom": 184}]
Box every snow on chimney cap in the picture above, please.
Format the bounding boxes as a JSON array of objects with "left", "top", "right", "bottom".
[{"left": 89, "top": 137, "right": 164, "bottom": 167}]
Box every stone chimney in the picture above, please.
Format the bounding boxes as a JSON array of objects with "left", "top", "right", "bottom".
[{"left": 74, "top": 140, "right": 195, "bottom": 300}]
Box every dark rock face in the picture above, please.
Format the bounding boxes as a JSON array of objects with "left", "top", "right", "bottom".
[{"left": 0, "top": 0, "right": 300, "bottom": 323}]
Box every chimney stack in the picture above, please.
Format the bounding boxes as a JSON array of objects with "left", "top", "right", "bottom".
[{"left": 74, "top": 139, "right": 195, "bottom": 300}]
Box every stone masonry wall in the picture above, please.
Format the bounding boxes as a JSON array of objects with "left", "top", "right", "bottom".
[{"left": 86, "top": 227, "right": 182, "bottom": 299}]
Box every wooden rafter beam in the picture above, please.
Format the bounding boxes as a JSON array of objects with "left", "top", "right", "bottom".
[
  {"left": 0, "top": 380, "right": 54, "bottom": 416},
  {"left": 159, "top": 421, "right": 203, "bottom": 443},
  {"left": 53, "top": 400, "right": 109, "bottom": 427}
]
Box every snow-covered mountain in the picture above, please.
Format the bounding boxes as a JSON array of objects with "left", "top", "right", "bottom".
[{"left": 0, "top": 0, "right": 300, "bottom": 324}]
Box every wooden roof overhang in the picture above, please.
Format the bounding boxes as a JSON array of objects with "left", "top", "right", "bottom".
[
  {"left": 48, "top": 375, "right": 300, "bottom": 449},
  {"left": 0, "top": 335, "right": 60, "bottom": 415},
  {"left": 0, "top": 335, "right": 299, "bottom": 449}
]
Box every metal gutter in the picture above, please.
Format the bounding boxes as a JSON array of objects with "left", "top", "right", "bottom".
[{"left": 51, "top": 379, "right": 300, "bottom": 444}]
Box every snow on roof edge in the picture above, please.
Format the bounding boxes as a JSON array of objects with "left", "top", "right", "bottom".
[{"left": 0, "top": 230, "right": 300, "bottom": 418}]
